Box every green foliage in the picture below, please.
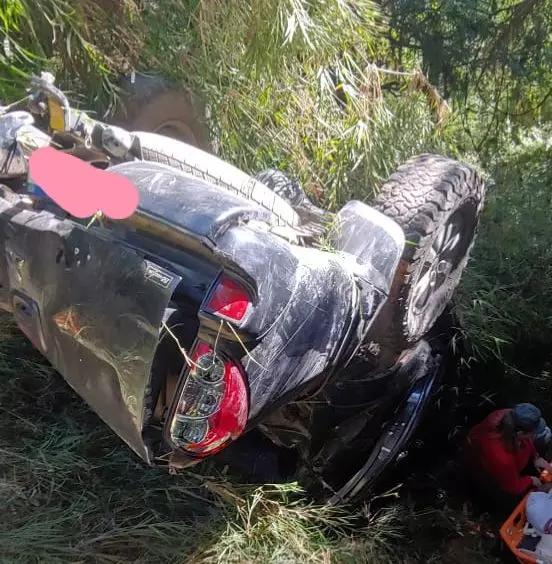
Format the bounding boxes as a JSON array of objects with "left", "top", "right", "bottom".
[
  {"left": 382, "top": 0, "right": 552, "bottom": 381},
  {"left": 0, "top": 0, "right": 144, "bottom": 108},
  {"left": 386, "top": 0, "right": 552, "bottom": 153},
  {"left": 456, "top": 125, "right": 552, "bottom": 369},
  {"left": 0, "top": 1, "right": 447, "bottom": 202},
  {"left": 155, "top": 0, "right": 447, "bottom": 206}
]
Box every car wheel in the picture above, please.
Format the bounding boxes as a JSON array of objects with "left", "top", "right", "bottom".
[
  {"left": 253, "top": 169, "right": 329, "bottom": 234},
  {"left": 129, "top": 131, "right": 301, "bottom": 230},
  {"left": 110, "top": 73, "right": 211, "bottom": 151},
  {"left": 111, "top": 76, "right": 303, "bottom": 232},
  {"left": 373, "top": 153, "right": 485, "bottom": 353}
]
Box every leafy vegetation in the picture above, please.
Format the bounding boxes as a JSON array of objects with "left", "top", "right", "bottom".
[
  {"left": 457, "top": 126, "right": 552, "bottom": 366},
  {"left": 386, "top": 0, "right": 552, "bottom": 153},
  {"left": 381, "top": 0, "right": 552, "bottom": 381},
  {"left": 0, "top": 0, "right": 146, "bottom": 109},
  {"left": 1, "top": 0, "right": 552, "bottom": 561}
]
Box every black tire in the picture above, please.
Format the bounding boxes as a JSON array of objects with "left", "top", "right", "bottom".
[
  {"left": 253, "top": 169, "right": 330, "bottom": 234},
  {"left": 111, "top": 75, "right": 302, "bottom": 231},
  {"left": 254, "top": 169, "right": 309, "bottom": 208},
  {"left": 373, "top": 153, "right": 485, "bottom": 352},
  {"left": 110, "top": 73, "right": 210, "bottom": 151},
  {"left": 130, "top": 132, "right": 301, "bottom": 229}
]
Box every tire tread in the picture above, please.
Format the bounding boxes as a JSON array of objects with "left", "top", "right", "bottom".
[{"left": 372, "top": 153, "right": 485, "bottom": 352}]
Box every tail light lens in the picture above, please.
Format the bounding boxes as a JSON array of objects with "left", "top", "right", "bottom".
[
  {"left": 205, "top": 275, "right": 251, "bottom": 322},
  {"left": 169, "top": 342, "right": 248, "bottom": 456}
]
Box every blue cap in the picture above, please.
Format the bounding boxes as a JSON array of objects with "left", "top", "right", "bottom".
[{"left": 512, "top": 403, "right": 547, "bottom": 435}]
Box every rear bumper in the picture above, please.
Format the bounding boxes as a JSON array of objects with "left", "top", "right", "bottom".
[
  {"left": 323, "top": 310, "right": 461, "bottom": 505},
  {"left": 328, "top": 355, "right": 442, "bottom": 504}
]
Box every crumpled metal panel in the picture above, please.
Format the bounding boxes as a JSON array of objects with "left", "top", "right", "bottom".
[{"left": 0, "top": 200, "right": 180, "bottom": 462}]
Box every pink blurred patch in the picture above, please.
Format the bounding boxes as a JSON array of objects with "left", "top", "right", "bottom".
[{"left": 29, "top": 147, "right": 139, "bottom": 220}]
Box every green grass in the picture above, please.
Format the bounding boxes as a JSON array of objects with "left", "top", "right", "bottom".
[
  {"left": 0, "top": 316, "right": 417, "bottom": 563},
  {"left": 455, "top": 125, "right": 552, "bottom": 375},
  {"left": 0, "top": 316, "right": 499, "bottom": 563}
]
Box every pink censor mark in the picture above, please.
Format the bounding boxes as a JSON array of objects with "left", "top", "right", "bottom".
[{"left": 29, "top": 147, "right": 139, "bottom": 220}]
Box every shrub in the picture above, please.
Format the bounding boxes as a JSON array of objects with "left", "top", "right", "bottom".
[{"left": 456, "top": 125, "right": 552, "bottom": 374}]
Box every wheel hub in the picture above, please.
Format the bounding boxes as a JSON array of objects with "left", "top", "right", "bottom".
[{"left": 407, "top": 205, "right": 474, "bottom": 338}]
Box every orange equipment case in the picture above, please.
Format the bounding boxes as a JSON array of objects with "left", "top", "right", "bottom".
[
  {"left": 500, "top": 492, "right": 538, "bottom": 564},
  {"left": 500, "top": 470, "right": 552, "bottom": 564}
]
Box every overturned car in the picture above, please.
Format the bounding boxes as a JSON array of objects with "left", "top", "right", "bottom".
[{"left": 0, "top": 74, "right": 485, "bottom": 504}]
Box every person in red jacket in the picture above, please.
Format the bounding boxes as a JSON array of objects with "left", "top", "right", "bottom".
[{"left": 463, "top": 403, "right": 552, "bottom": 504}]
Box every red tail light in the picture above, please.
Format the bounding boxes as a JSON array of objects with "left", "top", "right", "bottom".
[
  {"left": 205, "top": 275, "right": 251, "bottom": 322},
  {"left": 169, "top": 341, "right": 248, "bottom": 456}
]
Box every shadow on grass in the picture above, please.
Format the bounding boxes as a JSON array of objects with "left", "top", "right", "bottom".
[{"left": 0, "top": 314, "right": 405, "bottom": 564}]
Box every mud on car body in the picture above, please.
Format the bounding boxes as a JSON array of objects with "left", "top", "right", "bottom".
[{"left": 0, "top": 73, "right": 485, "bottom": 505}]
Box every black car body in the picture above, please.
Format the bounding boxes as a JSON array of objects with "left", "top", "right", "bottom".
[
  {"left": 0, "top": 159, "right": 402, "bottom": 454},
  {"left": 0, "top": 79, "right": 485, "bottom": 504}
]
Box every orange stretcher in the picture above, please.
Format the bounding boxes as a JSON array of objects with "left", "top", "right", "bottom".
[{"left": 500, "top": 471, "right": 552, "bottom": 563}]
